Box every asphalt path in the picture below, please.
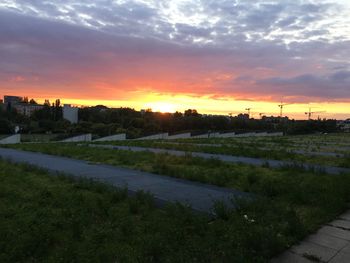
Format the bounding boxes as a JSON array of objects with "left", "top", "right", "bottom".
[
  {"left": 0, "top": 148, "right": 250, "bottom": 213},
  {"left": 89, "top": 144, "right": 350, "bottom": 175}
]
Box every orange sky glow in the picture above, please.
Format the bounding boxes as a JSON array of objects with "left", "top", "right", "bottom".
[
  {"left": 2, "top": 91, "right": 348, "bottom": 120},
  {"left": 0, "top": 0, "right": 349, "bottom": 120}
]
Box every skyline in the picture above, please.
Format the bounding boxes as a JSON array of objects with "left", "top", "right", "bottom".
[
  {"left": 0, "top": 0, "right": 349, "bottom": 119},
  {"left": 2, "top": 94, "right": 347, "bottom": 120}
]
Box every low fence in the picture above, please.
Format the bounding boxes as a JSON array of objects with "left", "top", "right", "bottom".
[
  {"left": 0, "top": 134, "right": 21, "bottom": 144},
  {"left": 93, "top": 134, "right": 126, "bottom": 142},
  {"left": 134, "top": 133, "right": 169, "bottom": 140},
  {"left": 167, "top": 133, "right": 192, "bottom": 140},
  {"left": 61, "top": 134, "right": 92, "bottom": 142}
]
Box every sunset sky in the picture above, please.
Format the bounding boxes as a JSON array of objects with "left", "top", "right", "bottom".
[{"left": 0, "top": 0, "right": 349, "bottom": 119}]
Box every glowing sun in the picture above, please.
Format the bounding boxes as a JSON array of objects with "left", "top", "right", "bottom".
[{"left": 145, "top": 102, "right": 177, "bottom": 113}]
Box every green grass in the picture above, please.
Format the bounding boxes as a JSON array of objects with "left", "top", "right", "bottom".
[
  {"left": 170, "top": 133, "right": 350, "bottom": 150},
  {"left": 0, "top": 159, "right": 312, "bottom": 262},
  {"left": 92, "top": 138, "right": 350, "bottom": 168},
  {"left": 3, "top": 143, "right": 350, "bottom": 235}
]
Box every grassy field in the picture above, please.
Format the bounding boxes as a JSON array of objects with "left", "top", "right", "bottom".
[
  {"left": 174, "top": 133, "right": 350, "bottom": 145},
  {"left": 91, "top": 135, "right": 350, "bottom": 168},
  {"left": 3, "top": 143, "right": 350, "bottom": 249},
  {"left": 164, "top": 133, "right": 350, "bottom": 151},
  {"left": 2, "top": 135, "right": 350, "bottom": 261},
  {"left": 0, "top": 158, "right": 315, "bottom": 262},
  {"left": 173, "top": 133, "right": 350, "bottom": 152}
]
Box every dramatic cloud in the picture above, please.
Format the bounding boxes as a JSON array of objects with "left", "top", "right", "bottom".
[{"left": 0, "top": 0, "right": 349, "bottom": 104}]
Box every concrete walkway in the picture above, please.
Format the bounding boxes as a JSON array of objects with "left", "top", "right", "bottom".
[
  {"left": 0, "top": 148, "right": 249, "bottom": 213},
  {"left": 88, "top": 144, "right": 350, "bottom": 175},
  {"left": 271, "top": 210, "right": 350, "bottom": 262}
]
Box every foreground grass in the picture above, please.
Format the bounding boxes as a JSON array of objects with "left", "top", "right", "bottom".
[
  {"left": 0, "top": 159, "right": 312, "bottom": 262},
  {"left": 4, "top": 144, "right": 350, "bottom": 235}
]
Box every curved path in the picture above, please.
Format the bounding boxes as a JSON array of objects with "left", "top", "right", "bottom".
[
  {"left": 0, "top": 148, "right": 249, "bottom": 213},
  {"left": 157, "top": 142, "right": 346, "bottom": 158},
  {"left": 89, "top": 144, "right": 350, "bottom": 175}
]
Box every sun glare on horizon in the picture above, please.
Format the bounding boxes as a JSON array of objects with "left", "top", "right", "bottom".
[
  {"left": 1, "top": 1, "right": 350, "bottom": 261},
  {"left": 0, "top": 0, "right": 349, "bottom": 119},
  {"left": 144, "top": 102, "right": 177, "bottom": 113}
]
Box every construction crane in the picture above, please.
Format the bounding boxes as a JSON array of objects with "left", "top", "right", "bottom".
[
  {"left": 278, "top": 103, "right": 291, "bottom": 117},
  {"left": 245, "top": 108, "right": 252, "bottom": 118},
  {"left": 305, "top": 108, "right": 326, "bottom": 120}
]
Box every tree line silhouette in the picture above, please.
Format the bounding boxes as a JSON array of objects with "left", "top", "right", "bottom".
[{"left": 0, "top": 103, "right": 338, "bottom": 137}]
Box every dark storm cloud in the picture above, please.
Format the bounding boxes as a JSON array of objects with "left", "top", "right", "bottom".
[
  {"left": 330, "top": 71, "right": 350, "bottom": 82},
  {"left": 255, "top": 71, "right": 350, "bottom": 100}
]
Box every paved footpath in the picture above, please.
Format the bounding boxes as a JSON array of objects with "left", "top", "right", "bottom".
[
  {"left": 88, "top": 144, "right": 350, "bottom": 175},
  {"left": 0, "top": 148, "right": 249, "bottom": 213},
  {"left": 271, "top": 210, "right": 350, "bottom": 262}
]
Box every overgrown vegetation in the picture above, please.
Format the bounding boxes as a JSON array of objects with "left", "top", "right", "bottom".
[
  {"left": 92, "top": 136, "right": 350, "bottom": 168},
  {"left": 4, "top": 143, "right": 350, "bottom": 236},
  {"left": 2, "top": 134, "right": 350, "bottom": 261},
  {"left": 0, "top": 159, "right": 311, "bottom": 262}
]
